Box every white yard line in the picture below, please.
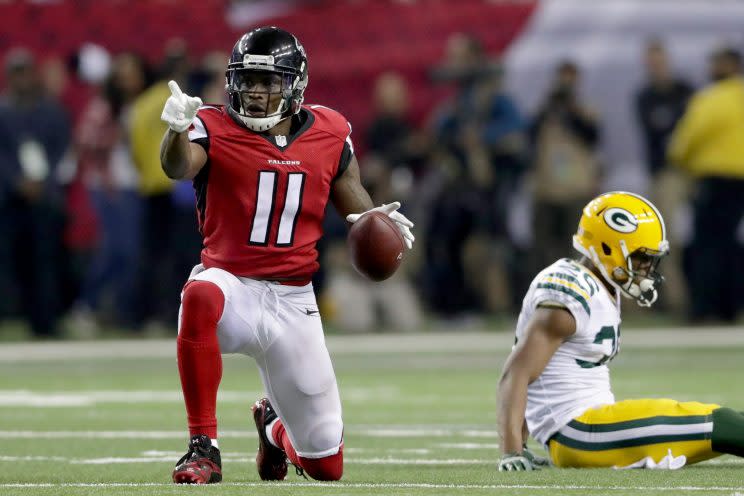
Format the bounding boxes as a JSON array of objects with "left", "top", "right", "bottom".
[
  {"left": 354, "top": 428, "right": 498, "bottom": 438},
  {"left": 0, "top": 456, "right": 66, "bottom": 462},
  {"left": 437, "top": 442, "right": 500, "bottom": 449},
  {"left": 700, "top": 457, "right": 744, "bottom": 465},
  {"left": 1, "top": 328, "right": 742, "bottom": 362},
  {"left": 0, "top": 454, "right": 492, "bottom": 465},
  {"left": 0, "top": 427, "right": 498, "bottom": 439},
  {"left": 0, "top": 390, "right": 259, "bottom": 407},
  {"left": 1, "top": 452, "right": 741, "bottom": 467},
  {"left": 0, "top": 430, "right": 254, "bottom": 439},
  {"left": 2, "top": 482, "right": 744, "bottom": 491},
  {"left": 0, "top": 388, "right": 398, "bottom": 407},
  {"left": 350, "top": 458, "right": 492, "bottom": 465}
]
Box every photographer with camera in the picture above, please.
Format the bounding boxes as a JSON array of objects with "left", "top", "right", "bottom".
[{"left": 425, "top": 33, "right": 527, "bottom": 316}]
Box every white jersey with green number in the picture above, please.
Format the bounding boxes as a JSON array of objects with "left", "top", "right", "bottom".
[{"left": 515, "top": 258, "right": 622, "bottom": 445}]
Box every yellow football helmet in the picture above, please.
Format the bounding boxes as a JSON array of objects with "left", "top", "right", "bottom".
[{"left": 572, "top": 192, "right": 669, "bottom": 306}]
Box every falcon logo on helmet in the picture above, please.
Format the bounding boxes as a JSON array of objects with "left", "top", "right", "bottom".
[
  {"left": 573, "top": 192, "right": 669, "bottom": 307},
  {"left": 225, "top": 26, "right": 309, "bottom": 132}
]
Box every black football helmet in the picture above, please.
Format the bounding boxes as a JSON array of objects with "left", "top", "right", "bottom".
[{"left": 225, "top": 26, "right": 308, "bottom": 132}]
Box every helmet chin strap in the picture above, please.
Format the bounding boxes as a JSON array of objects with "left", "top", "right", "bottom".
[
  {"left": 233, "top": 98, "right": 288, "bottom": 132},
  {"left": 615, "top": 240, "right": 659, "bottom": 307},
  {"left": 234, "top": 112, "right": 284, "bottom": 132},
  {"left": 618, "top": 272, "right": 657, "bottom": 307},
  {"left": 577, "top": 239, "right": 658, "bottom": 307},
  {"left": 629, "top": 279, "right": 657, "bottom": 307}
]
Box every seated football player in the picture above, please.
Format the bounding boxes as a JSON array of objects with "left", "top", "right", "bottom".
[{"left": 497, "top": 192, "right": 744, "bottom": 470}]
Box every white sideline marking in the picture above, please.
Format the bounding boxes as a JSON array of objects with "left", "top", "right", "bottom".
[
  {"left": 437, "top": 442, "right": 501, "bottom": 449},
  {"left": 0, "top": 427, "right": 497, "bottom": 439},
  {"left": 142, "top": 447, "right": 431, "bottom": 455},
  {"left": 142, "top": 450, "right": 243, "bottom": 457},
  {"left": 701, "top": 458, "right": 744, "bottom": 465},
  {"left": 0, "top": 454, "right": 491, "bottom": 465},
  {"left": 4, "top": 452, "right": 737, "bottom": 467},
  {"left": 399, "top": 448, "right": 432, "bottom": 454},
  {"left": 73, "top": 457, "right": 178, "bottom": 464},
  {"left": 77, "top": 457, "right": 492, "bottom": 466},
  {"left": 355, "top": 428, "right": 497, "bottom": 438},
  {"left": 0, "top": 390, "right": 260, "bottom": 407},
  {"left": 1, "top": 328, "right": 743, "bottom": 362},
  {"left": 0, "top": 388, "right": 397, "bottom": 407},
  {"left": 2, "top": 482, "right": 744, "bottom": 491},
  {"left": 0, "top": 456, "right": 66, "bottom": 462},
  {"left": 350, "top": 458, "right": 491, "bottom": 465},
  {"left": 0, "top": 430, "right": 253, "bottom": 439}
]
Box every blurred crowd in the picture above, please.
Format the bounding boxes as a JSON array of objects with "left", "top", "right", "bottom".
[{"left": 1, "top": 31, "right": 743, "bottom": 338}]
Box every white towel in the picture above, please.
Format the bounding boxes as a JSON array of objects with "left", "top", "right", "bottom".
[{"left": 613, "top": 449, "right": 686, "bottom": 470}]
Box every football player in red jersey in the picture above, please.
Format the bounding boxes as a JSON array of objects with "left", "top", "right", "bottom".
[{"left": 160, "top": 27, "right": 414, "bottom": 484}]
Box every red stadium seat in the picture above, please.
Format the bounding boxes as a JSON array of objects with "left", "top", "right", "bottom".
[{"left": 0, "top": 0, "right": 536, "bottom": 135}]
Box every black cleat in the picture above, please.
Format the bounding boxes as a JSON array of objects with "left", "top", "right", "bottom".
[
  {"left": 172, "top": 434, "right": 222, "bottom": 484},
  {"left": 252, "top": 398, "right": 288, "bottom": 480}
]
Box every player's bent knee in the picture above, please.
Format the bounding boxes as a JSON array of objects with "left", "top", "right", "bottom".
[
  {"left": 182, "top": 281, "right": 225, "bottom": 319},
  {"left": 306, "top": 419, "right": 343, "bottom": 455},
  {"left": 299, "top": 450, "right": 343, "bottom": 481},
  {"left": 296, "top": 419, "right": 343, "bottom": 480},
  {"left": 179, "top": 281, "right": 226, "bottom": 340}
]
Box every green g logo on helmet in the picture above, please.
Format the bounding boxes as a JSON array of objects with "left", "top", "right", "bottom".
[{"left": 603, "top": 208, "right": 638, "bottom": 233}]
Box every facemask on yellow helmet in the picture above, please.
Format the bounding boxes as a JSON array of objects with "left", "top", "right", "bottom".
[{"left": 572, "top": 192, "right": 669, "bottom": 307}]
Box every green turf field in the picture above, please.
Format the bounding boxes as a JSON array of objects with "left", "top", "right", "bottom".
[{"left": 1, "top": 328, "right": 743, "bottom": 496}]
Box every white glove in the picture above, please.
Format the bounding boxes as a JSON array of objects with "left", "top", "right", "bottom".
[
  {"left": 521, "top": 446, "right": 551, "bottom": 469},
  {"left": 346, "top": 201, "right": 414, "bottom": 249},
  {"left": 161, "top": 80, "right": 203, "bottom": 133},
  {"left": 498, "top": 453, "right": 536, "bottom": 472}
]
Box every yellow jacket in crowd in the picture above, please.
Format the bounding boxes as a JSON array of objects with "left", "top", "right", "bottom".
[
  {"left": 130, "top": 80, "right": 174, "bottom": 196},
  {"left": 668, "top": 76, "right": 744, "bottom": 179}
]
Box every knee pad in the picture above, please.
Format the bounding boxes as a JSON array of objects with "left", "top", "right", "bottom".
[
  {"left": 305, "top": 418, "right": 343, "bottom": 457},
  {"left": 293, "top": 417, "right": 343, "bottom": 462},
  {"left": 179, "top": 281, "right": 225, "bottom": 341}
]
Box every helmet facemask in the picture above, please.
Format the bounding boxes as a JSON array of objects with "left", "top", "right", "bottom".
[
  {"left": 226, "top": 69, "right": 295, "bottom": 131},
  {"left": 225, "top": 56, "right": 306, "bottom": 132},
  {"left": 611, "top": 242, "right": 667, "bottom": 307}
]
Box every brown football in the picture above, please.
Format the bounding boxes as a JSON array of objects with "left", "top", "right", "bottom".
[{"left": 348, "top": 211, "right": 405, "bottom": 281}]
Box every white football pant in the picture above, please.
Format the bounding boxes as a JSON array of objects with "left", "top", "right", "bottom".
[{"left": 179, "top": 265, "right": 343, "bottom": 458}]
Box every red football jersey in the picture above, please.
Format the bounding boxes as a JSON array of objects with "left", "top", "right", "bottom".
[{"left": 187, "top": 104, "right": 354, "bottom": 281}]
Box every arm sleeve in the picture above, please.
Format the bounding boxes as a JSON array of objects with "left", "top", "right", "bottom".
[
  {"left": 528, "top": 274, "right": 592, "bottom": 336},
  {"left": 335, "top": 141, "right": 353, "bottom": 180}
]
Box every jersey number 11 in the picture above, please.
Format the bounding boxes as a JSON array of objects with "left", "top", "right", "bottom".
[{"left": 249, "top": 171, "right": 306, "bottom": 247}]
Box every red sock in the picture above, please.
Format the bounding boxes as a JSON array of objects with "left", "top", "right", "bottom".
[
  {"left": 177, "top": 280, "right": 225, "bottom": 439},
  {"left": 271, "top": 420, "right": 344, "bottom": 481},
  {"left": 299, "top": 449, "right": 344, "bottom": 481},
  {"left": 271, "top": 419, "right": 300, "bottom": 465}
]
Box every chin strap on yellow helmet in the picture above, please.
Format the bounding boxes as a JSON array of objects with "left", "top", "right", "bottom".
[
  {"left": 615, "top": 239, "right": 669, "bottom": 307},
  {"left": 578, "top": 238, "right": 667, "bottom": 307}
]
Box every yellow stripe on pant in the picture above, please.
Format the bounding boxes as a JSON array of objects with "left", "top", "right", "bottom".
[{"left": 548, "top": 399, "right": 721, "bottom": 467}]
